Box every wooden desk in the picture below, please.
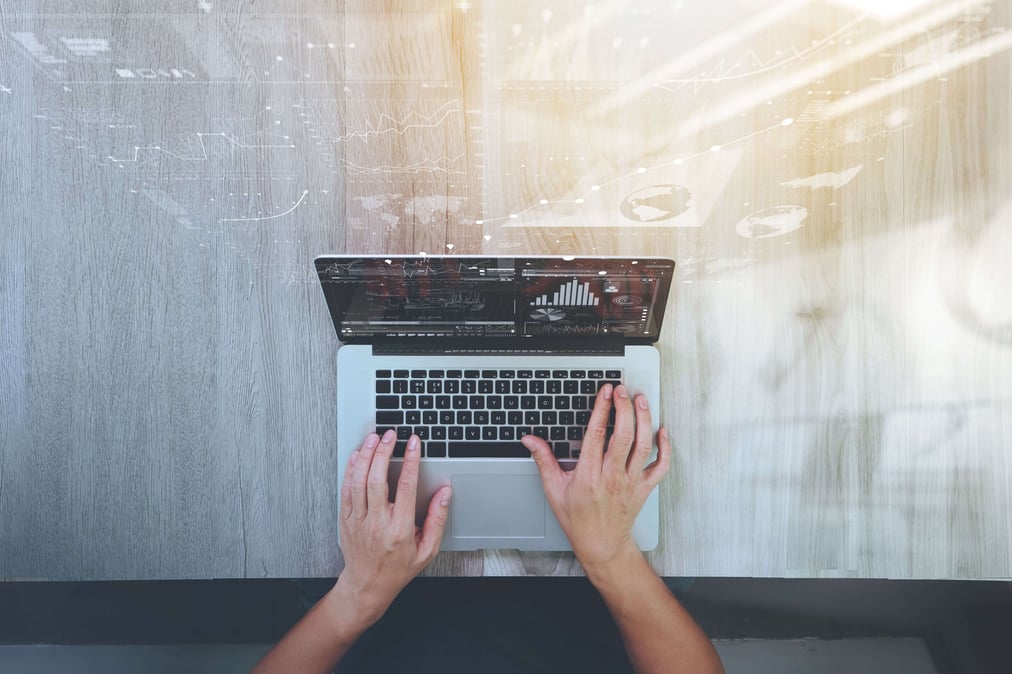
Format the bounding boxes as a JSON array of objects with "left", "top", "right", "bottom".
[{"left": 1, "top": 0, "right": 1010, "bottom": 580}]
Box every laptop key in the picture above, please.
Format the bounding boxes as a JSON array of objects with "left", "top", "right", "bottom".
[
  {"left": 469, "top": 395, "right": 485, "bottom": 409},
  {"left": 520, "top": 396, "right": 536, "bottom": 409},
  {"left": 486, "top": 395, "right": 502, "bottom": 409},
  {"left": 478, "top": 380, "right": 493, "bottom": 394},
  {"left": 499, "top": 427, "right": 515, "bottom": 440},
  {"left": 606, "top": 370, "right": 622, "bottom": 379},
  {"left": 411, "top": 370, "right": 426, "bottom": 378},
  {"left": 533, "top": 427, "right": 549, "bottom": 440},
  {"left": 547, "top": 381, "right": 561, "bottom": 394},
  {"left": 492, "top": 411, "right": 506, "bottom": 425},
  {"left": 530, "top": 381, "right": 545, "bottom": 394},
  {"left": 406, "top": 411, "right": 421, "bottom": 425},
  {"left": 448, "top": 442, "right": 529, "bottom": 458},
  {"left": 553, "top": 442, "right": 570, "bottom": 459},
  {"left": 570, "top": 370, "right": 586, "bottom": 378},
  {"left": 551, "top": 427, "right": 566, "bottom": 441},
  {"left": 568, "top": 427, "right": 583, "bottom": 441},
  {"left": 446, "top": 370, "right": 462, "bottom": 378},
  {"left": 580, "top": 381, "right": 597, "bottom": 394},
  {"left": 541, "top": 411, "right": 558, "bottom": 425},
  {"left": 552, "top": 370, "right": 568, "bottom": 379},
  {"left": 394, "top": 370, "right": 409, "bottom": 378},
  {"left": 445, "top": 381, "right": 460, "bottom": 394},
  {"left": 423, "top": 411, "right": 438, "bottom": 425},
  {"left": 428, "top": 441, "right": 447, "bottom": 458},
  {"left": 560, "top": 411, "right": 574, "bottom": 425},
  {"left": 432, "top": 426, "right": 447, "bottom": 440},
  {"left": 376, "top": 380, "right": 391, "bottom": 394},
  {"left": 427, "top": 381, "right": 442, "bottom": 394},
  {"left": 429, "top": 370, "right": 445, "bottom": 378},
  {"left": 588, "top": 370, "right": 604, "bottom": 378},
  {"left": 393, "top": 381, "right": 408, "bottom": 394},
  {"left": 376, "top": 370, "right": 391, "bottom": 378},
  {"left": 414, "top": 426, "right": 429, "bottom": 440},
  {"left": 457, "top": 411, "right": 472, "bottom": 424},
  {"left": 508, "top": 411, "right": 523, "bottom": 425},
  {"left": 452, "top": 395, "right": 468, "bottom": 408},
  {"left": 376, "top": 411, "right": 403, "bottom": 425},
  {"left": 465, "top": 426, "right": 481, "bottom": 440},
  {"left": 481, "top": 370, "right": 497, "bottom": 378},
  {"left": 410, "top": 380, "right": 425, "bottom": 394},
  {"left": 504, "top": 396, "right": 519, "bottom": 409},
  {"left": 525, "top": 411, "right": 540, "bottom": 425},
  {"left": 464, "top": 370, "right": 480, "bottom": 378},
  {"left": 518, "top": 426, "right": 532, "bottom": 437},
  {"left": 517, "top": 370, "right": 533, "bottom": 379},
  {"left": 576, "top": 411, "right": 591, "bottom": 425},
  {"left": 418, "top": 396, "right": 434, "bottom": 409},
  {"left": 537, "top": 396, "right": 553, "bottom": 409},
  {"left": 499, "top": 370, "right": 515, "bottom": 378},
  {"left": 397, "top": 426, "right": 412, "bottom": 440},
  {"left": 393, "top": 441, "right": 409, "bottom": 458},
  {"left": 401, "top": 395, "right": 417, "bottom": 409},
  {"left": 462, "top": 381, "right": 477, "bottom": 394},
  {"left": 512, "top": 380, "right": 528, "bottom": 394},
  {"left": 436, "top": 396, "right": 451, "bottom": 409},
  {"left": 474, "top": 411, "right": 489, "bottom": 425},
  {"left": 555, "top": 396, "right": 570, "bottom": 410},
  {"left": 482, "top": 427, "right": 497, "bottom": 440},
  {"left": 449, "top": 426, "right": 464, "bottom": 440},
  {"left": 440, "top": 411, "right": 454, "bottom": 424},
  {"left": 535, "top": 370, "right": 551, "bottom": 379},
  {"left": 375, "top": 395, "right": 400, "bottom": 409},
  {"left": 563, "top": 381, "right": 578, "bottom": 394}
]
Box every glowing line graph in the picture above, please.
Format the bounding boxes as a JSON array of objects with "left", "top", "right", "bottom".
[
  {"left": 218, "top": 189, "right": 309, "bottom": 223},
  {"left": 341, "top": 152, "right": 468, "bottom": 176},
  {"left": 326, "top": 100, "right": 462, "bottom": 143},
  {"left": 107, "top": 132, "right": 296, "bottom": 163},
  {"left": 654, "top": 16, "right": 864, "bottom": 92}
]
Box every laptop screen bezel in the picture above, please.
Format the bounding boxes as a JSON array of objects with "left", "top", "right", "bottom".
[{"left": 314, "top": 255, "right": 676, "bottom": 346}]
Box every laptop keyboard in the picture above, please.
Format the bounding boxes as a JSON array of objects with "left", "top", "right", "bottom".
[{"left": 374, "top": 368, "right": 621, "bottom": 459}]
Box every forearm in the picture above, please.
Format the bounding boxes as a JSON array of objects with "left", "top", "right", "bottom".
[
  {"left": 250, "top": 581, "right": 378, "bottom": 674},
  {"left": 586, "top": 548, "right": 724, "bottom": 674}
]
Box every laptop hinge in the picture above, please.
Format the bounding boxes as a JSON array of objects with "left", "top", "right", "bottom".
[{"left": 371, "top": 338, "right": 624, "bottom": 356}]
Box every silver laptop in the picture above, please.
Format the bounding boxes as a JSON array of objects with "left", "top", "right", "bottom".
[{"left": 315, "top": 255, "right": 676, "bottom": 551}]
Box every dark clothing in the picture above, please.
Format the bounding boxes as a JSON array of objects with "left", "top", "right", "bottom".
[{"left": 333, "top": 579, "right": 637, "bottom": 674}]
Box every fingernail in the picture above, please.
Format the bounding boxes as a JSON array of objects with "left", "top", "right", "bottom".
[
  {"left": 637, "top": 395, "right": 648, "bottom": 409},
  {"left": 365, "top": 434, "right": 379, "bottom": 449},
  {"left": 350, "top": 450, "right": 359, "bottom": 465},
  {"left": 382, "top": 429, "right": 396, "bottom": 442},
  {"left": 441, "top": 488, "right": 452, "bottom": 506},
  {"left": 603, "top": 384, "right": 613, "bottom": 400},
  {"left": 407, "top": 435, "right": 420, "bottom": 452},
  {"left": 616, "top": 386, "right": 628, "bottom": 399}
]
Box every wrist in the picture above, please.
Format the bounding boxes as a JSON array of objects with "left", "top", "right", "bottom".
[
  {"left": 582, "top": 542, "right": 649, "bottom": 592},
  {"left": 326, "top": 579, "right": 387, "bottom": 637}
]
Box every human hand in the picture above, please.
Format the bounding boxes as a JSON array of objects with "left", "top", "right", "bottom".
[
  {"left": 334, "top": 430, "right": 452, "bottom": 626},
  {"left": 521, "top": 384, "right": 670, "bottom": 575}
]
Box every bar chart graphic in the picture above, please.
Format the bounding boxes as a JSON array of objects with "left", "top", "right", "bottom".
[{"left": 533, "top": 279, "right": 599, "bottom": 306}]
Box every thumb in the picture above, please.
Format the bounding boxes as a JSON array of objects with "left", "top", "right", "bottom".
[
  {"left": 521, "top": 434, "right": 563, "bottom": 493},
  {"left": 417, "top": 487, "right": 452, "bottom": 563}
]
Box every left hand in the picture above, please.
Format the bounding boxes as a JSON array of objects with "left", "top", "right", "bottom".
[{"left": 334, "top": 429, "right": 452, "bottom": 626}]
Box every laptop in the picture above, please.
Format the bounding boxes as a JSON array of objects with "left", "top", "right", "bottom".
[{"left": 315, "top": 255, "right": 676, "bottom": 551}]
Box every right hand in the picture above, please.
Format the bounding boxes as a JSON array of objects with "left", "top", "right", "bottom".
[{"left": 520, "top": 384, "right": 671, "bottom": 574}]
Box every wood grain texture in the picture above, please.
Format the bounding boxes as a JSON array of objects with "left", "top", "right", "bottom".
[{"left": 1, "top": 0, "right": 1011, "bottom": 580}]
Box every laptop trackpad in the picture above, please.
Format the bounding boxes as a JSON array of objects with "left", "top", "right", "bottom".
[{"left": 450, "top": 474, "right": 545, "bottom": 538}]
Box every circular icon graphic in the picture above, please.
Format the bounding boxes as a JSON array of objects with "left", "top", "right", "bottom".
[
  {"left": 611, "top": 295, "right": 643, "bottom": 307},
  {"left": 530, "top": 308, "right": 566, "bottom": 322},
  {"left": 620, "top": 184, "right": 692, "bottom": 222},
  {"left": 609, "top": 323, "right": 640, "bottom": 334},
  {"left": 736, "top": 206, "right": 808, "bottom": 239}
]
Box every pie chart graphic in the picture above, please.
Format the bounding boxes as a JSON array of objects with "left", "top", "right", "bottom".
[
  {"left": 530, "top": 308, "right": 566, "bottom": 322},
  {"left": 612, "top": 295, "right": 642, "bottom": 307}
]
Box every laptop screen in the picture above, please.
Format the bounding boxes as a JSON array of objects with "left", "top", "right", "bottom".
[{"left": 315, "top": 256, "right": 675, "bottom": 343}]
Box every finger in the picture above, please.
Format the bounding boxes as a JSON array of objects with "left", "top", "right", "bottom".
[
  {"left": 603, "top": 385, "right": 636, "bottom": 474},
  {"left": 579, "top": 383, "right": 613, "bottom": 475},
  {"left": 521, "top": 434, "right": 565, "bottom": 498},
  {"left": 642, "top": 427, "right": 672, "bottom": 491},
  {"left": 392, "top": 435, "right": 422, "bottom": 523},
  {"left": 351, "top": 432, "right": 384, "bottom": 517},
  {"left": 340, "top": 446, "right": 364, "bottom": 520},
  {"left": 367, "top": 428, "right": 398, "bottom": 507},
  {"left": 416, "top": 486, "right": 452, "bottom": 564},
  {"left": 627, "top": 394, "right": 655, "bottom": 474}
]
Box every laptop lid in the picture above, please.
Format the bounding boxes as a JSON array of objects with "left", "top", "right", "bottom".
[{"left": 314, "top": 255, "right": 676, "bottom": 348}]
